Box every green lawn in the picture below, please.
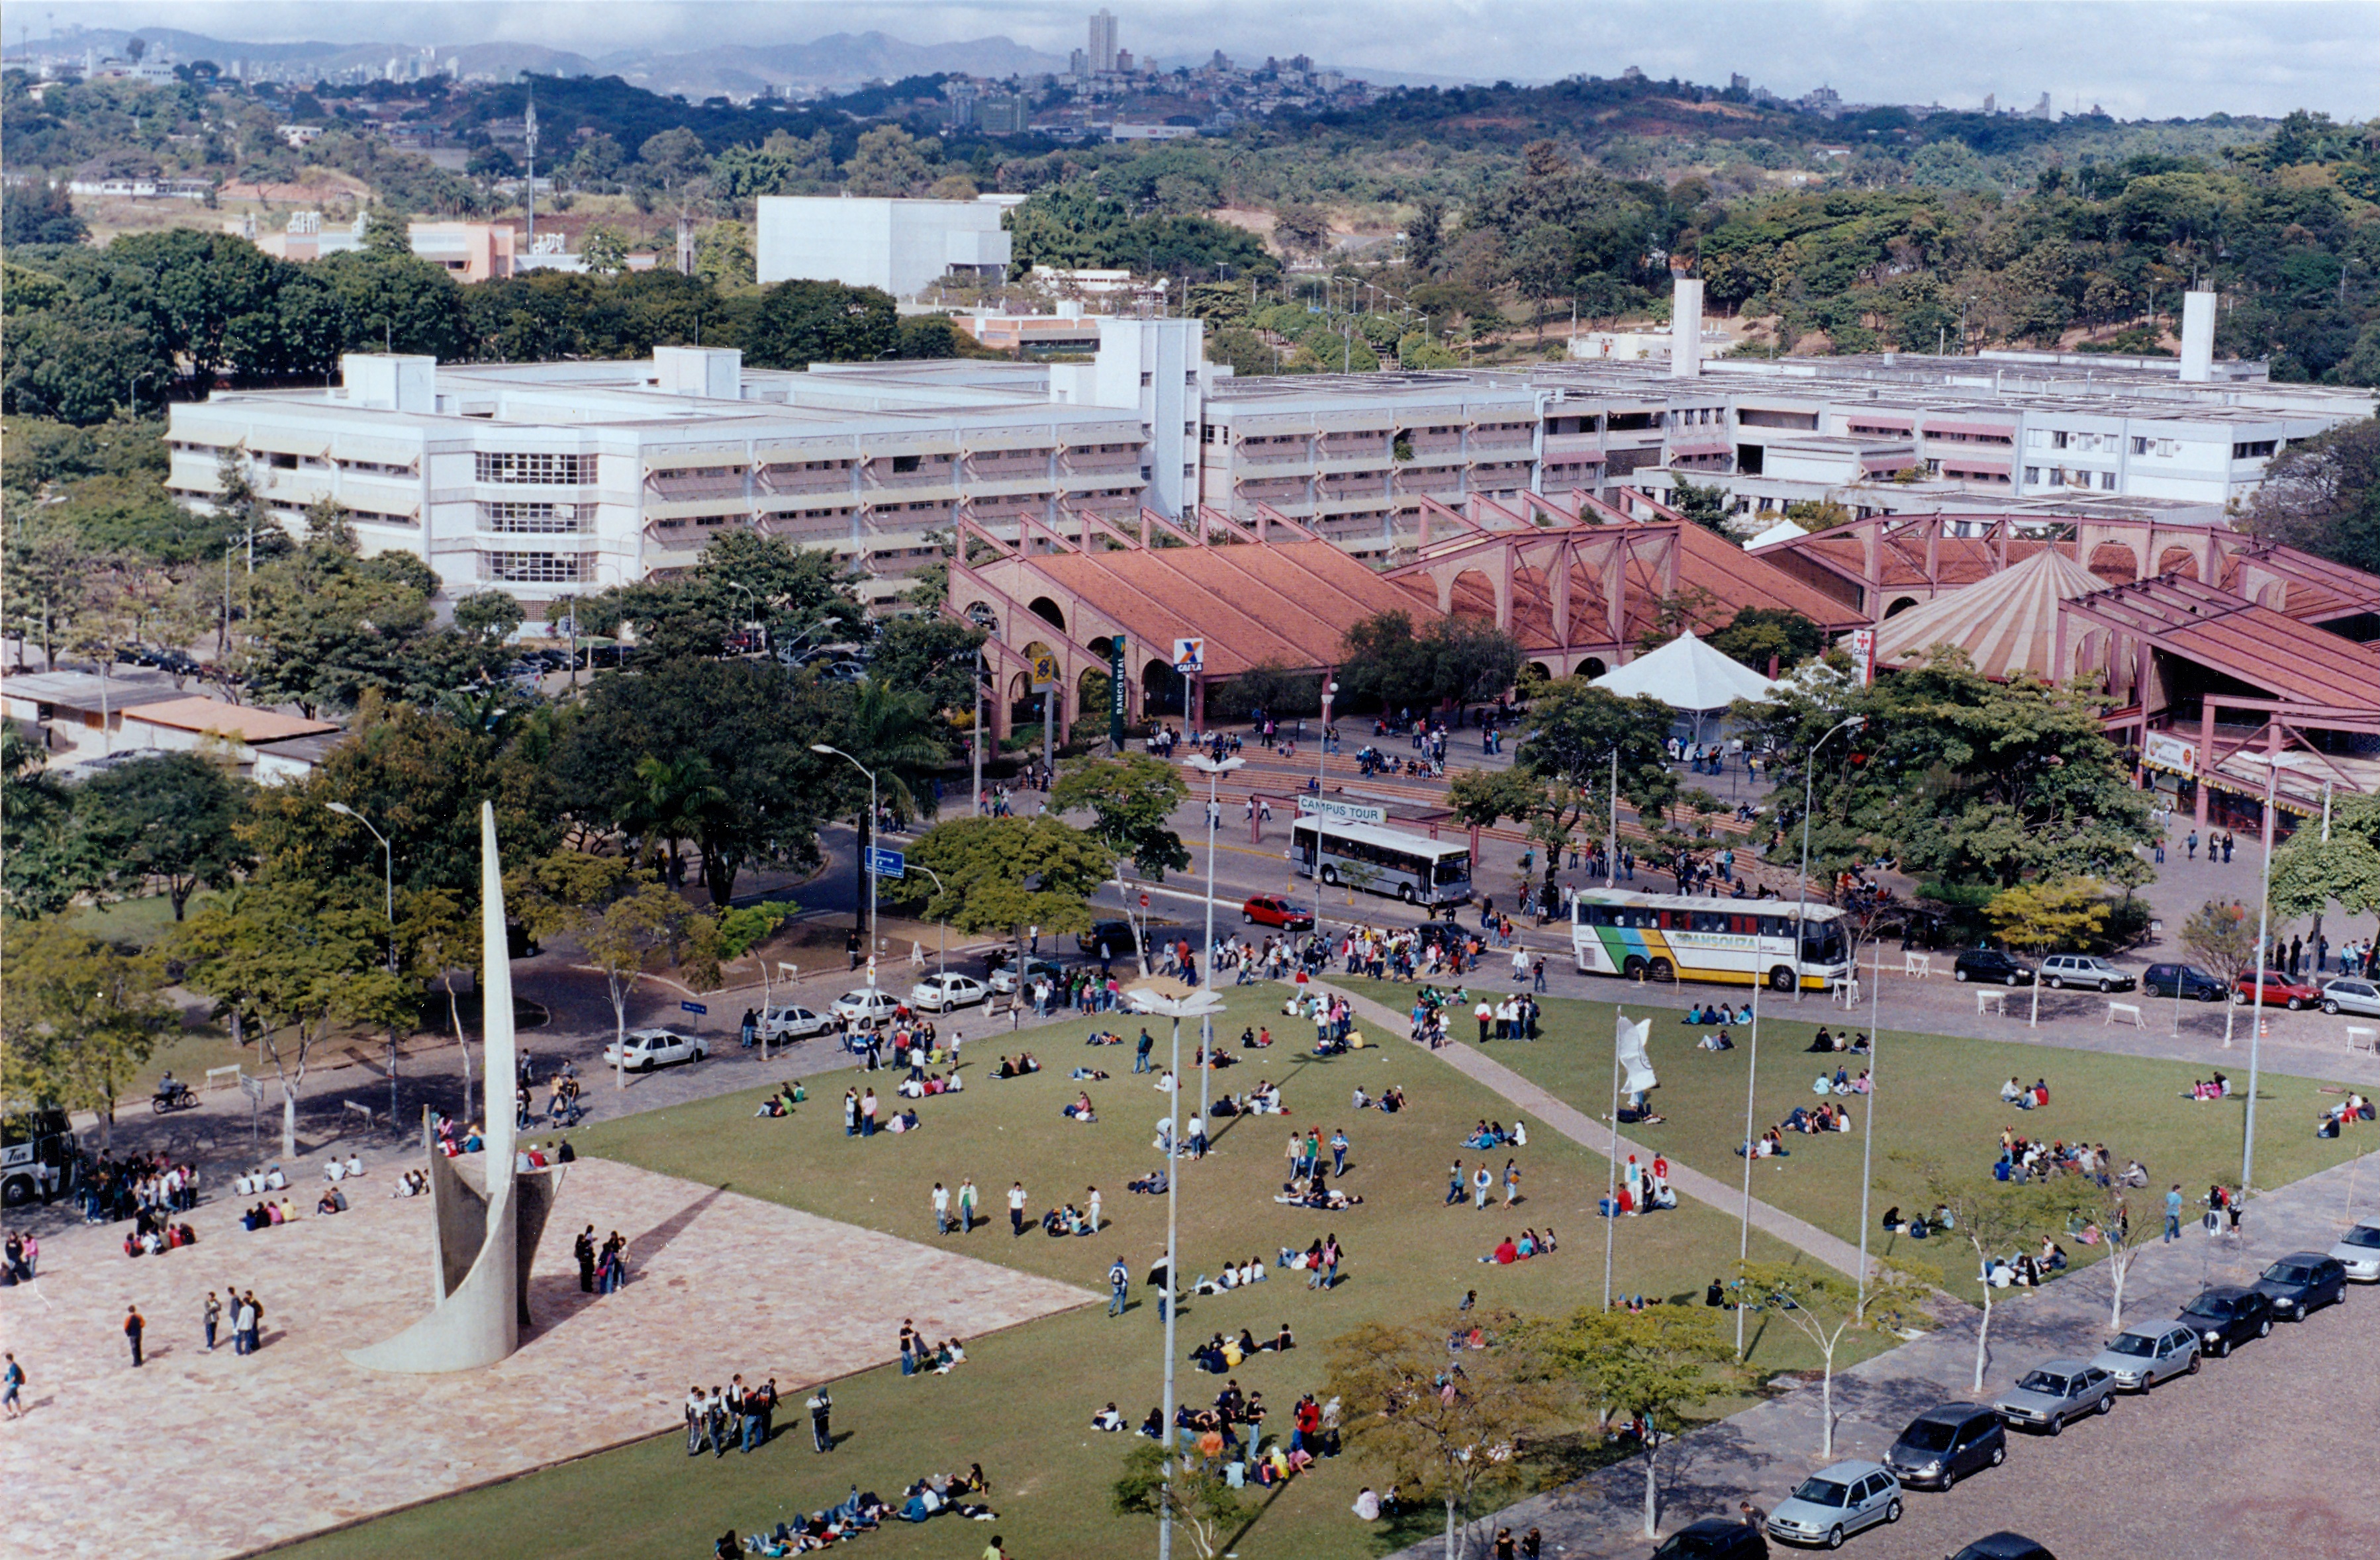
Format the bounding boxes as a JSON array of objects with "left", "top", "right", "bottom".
[
  {"left": 276, "top": 986, "right": 1848, "bottom": 1560},
  {"left": 1340, "top": 978, "right": 2368, "bottom": 1300}
]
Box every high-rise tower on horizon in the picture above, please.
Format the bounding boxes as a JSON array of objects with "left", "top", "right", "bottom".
[{"left": 1088, "top": 7, "right": 1119, "bottom": 73}]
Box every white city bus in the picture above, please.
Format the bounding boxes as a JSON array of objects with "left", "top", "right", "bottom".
[
  {"left": 1571, "top": 889, "right": 1850, "bottom": 991},
  {"left": 1291, "top": 817, "right": 1473, "bottom": 908}
]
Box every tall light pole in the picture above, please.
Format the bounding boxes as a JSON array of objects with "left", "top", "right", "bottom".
[
  {"left": 326, "top": 801, "right": 399, "bottom": 1123},
  {"left": 1854, "top": 925, "right": 1883, "bottom": 1315},
  {"left": 1735, "top": 967, "right": 1764, "bottom": 1355},
  {"left": 1793, "top": 716, "right": 1866, "bottom": 1003},
  {"left": 812, "top": 745, "right": 881, "bottom": 989},
  {"left": 1130, "top": 984, "right": 1223, "bottom": 1560},
  {"left": 1186, "top": 752, "right": 1246, "bottom": 1138},
  {"left": 1310, "top": 679, "right": 1337, "bottom": 935},
  {"left": 2234, "top": 751, "right": 2309, "bottom": 1194},
  {"left": 908, "top": 864, "right": 951, "bottom": 980}
]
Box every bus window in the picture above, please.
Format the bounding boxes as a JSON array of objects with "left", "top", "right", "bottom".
[{"left": 1433, "top": 858, "right": 1470, "bottom": 886}]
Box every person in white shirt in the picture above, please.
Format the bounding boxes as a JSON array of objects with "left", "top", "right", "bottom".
[{"left": 1353, "top": 1487, "right": 1382, "bottom": 1521}]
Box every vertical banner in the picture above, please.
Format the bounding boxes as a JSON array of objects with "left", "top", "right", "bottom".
[
  {"left": 1108, "top": 635, "right": 1128, "bottom": 753},
  {"left": 1848, "top": 626, "right": 1878, "bottom": 686}
]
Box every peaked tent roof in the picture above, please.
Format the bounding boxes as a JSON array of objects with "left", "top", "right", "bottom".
[
  {"left": 1870, "top": 548, "right": 2106, "bottom": 680},
  {"left": 1744, "top": 518, "right": 1811, "bottom": 551},
  {"left": 1590, "top": 630, "right": 1777, "bottom": 711}
]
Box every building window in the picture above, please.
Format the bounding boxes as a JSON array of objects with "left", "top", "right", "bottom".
[
  {"left": 476, "top": 451, "right": 591, "bottom": 485},
  {"left": 481, "top": 551, "right": 589, "bottom": 583},
  {"left": 2024, "top": 467, "right": 2040, "bottom": 484},
  {"left": 481, "top": 502, "right": 589, "bottom": 533},
  {"left": 2130, "top": 437, "right": 2151, "bottom": 455},
  {"left": 2231, "top": 440, "right": 2276, "bottom": 460},
  {"left": 2100, "top": 471, "right": 2117, "bottom": 490},
  {"left": 2051, "top": 431, "right": 2070, "bottom": 449}
]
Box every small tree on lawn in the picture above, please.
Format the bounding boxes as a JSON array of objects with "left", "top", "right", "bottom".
[
  {"left": 2180, "top": 899, "right": 2260, "bottom": 1048},
  {"left": 1985, "top": 878, "right": 2109, "bottom": 1027},
  {"left": 2092, "top": 1182, "right": 2158, "bottom": 1332},
  {"left": 1899, "top": 1152, "right": 2095, "bottom": 1393},
  {"left": 1559, "top": 1304, "right": 1739, "bottom": 1539},
  {"left": 1326, "top": 1309, "right": 1571, "bottom": 1560},
  {"left": 509, "top": 852, "right": 702, "bottom": 1091},
  {"left": 175, "top": 882, "right": 412, "bottom": 1155},
  {"left": 1111, "top": 1439, "right": 1249, "bottom": 1560},
  {"left": 1051, "top": 754, "right": 1189, "bottom": 976},
  {"left": 1734, "top": 1260, "right": 1937, "bottom": 1459}
]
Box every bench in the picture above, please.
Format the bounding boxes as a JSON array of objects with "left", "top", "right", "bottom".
[
  {"left": 205, "top": 1064, "right": 245, "bottom": 1091},
  {"left": 1976, "top": 989, "right": 2009, "bottom": 1017},
  {"left": 342, "top": 1099, "right": 382, "bottom": 1130},
  {"left": 1903, "top": 952, "right": 1934, "bottom": 979},
  {"left": 2349, "top": 1026, "right": 2377, "bottom": 1054},
  {"left": 2105, "top": 1001, "right": 2146, "bottom": 1029}
]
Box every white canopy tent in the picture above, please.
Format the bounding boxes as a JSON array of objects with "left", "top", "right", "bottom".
[{"left": 1592, "top": 629, "right": 1778, "bottom": 748}]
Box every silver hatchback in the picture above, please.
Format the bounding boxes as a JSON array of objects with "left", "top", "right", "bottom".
[
  {"left": 1765, "top": 1460, "right": 1902, "bottom": 1548},
  {"left": 2088, "top": 1323, "right": 2200, "bottom": 1391},
  {"left": 1992, "top": 1359, "right": 2117, "bottom": 1434}
]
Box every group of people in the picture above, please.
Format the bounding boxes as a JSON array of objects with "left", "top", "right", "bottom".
[
  {"left": 723, "top": 1466, "right": 992, "bottom": 1557},
  {"left": 1991, "top": 1132, "right": 2118, "bottom": 1188},
  {"left": 1605, "top": 1152, "right": 1670, "bottom": 1216},
  {"left": 71, "top": 1147, "right": 201, "bottom": 1225},
  {"left": 1999, "top": 1076, "right": 2053, "bottom": 1111},
  {"left": 2316, "top": 1090, "right": 2374, "bottom": 1138},
  {"left": 896, "top": 1320, "right": 966, "bottom": 1376},
  {"left": 1188, "top": 1324, "right": 1296, "bottom": 1373},
  {"left": 686, "top": 1376, "right": 783, "bottom": 1456},
  {"left": 1479, "top": 1228, "right": 1558, "bottom": 1264},
  {"left": 573, "top": 1225, "right": 633, "bottom": 1294},
  {"left": 1447, "top": 1157, "right": 1525, "bottom": 1211}
]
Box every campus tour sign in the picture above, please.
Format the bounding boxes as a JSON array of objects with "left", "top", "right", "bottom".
[{"left": 1296, "top": 796, "right": 1388, "bottom": 826}]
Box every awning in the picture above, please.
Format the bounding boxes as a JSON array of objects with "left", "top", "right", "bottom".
[{"left": 1922, "top": 420, "right": 2017, "bottom": 439}]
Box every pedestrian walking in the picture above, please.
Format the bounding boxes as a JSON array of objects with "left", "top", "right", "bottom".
[
  {"left": 1008, "top": 1181, "right": 1028, "bottom": 1237},
  {"left": 1447, "top": 1160, "right": 1465, "bottom": 1206},
  {"left": 1108, "top": 1256, "right": 1131, "bottom": 1317},
  {"left": 808, "top": 1387, "right": 833, "bottom": 1451},
  {"left": 1086, "top": 1185, "right": 1102, "bottom": 1232},
  {"left": 124, "top": 1304, "right": 145, "bottom": 1368},
  {"left": 2, "top": 1352, "right": 24, "bottom": 1418},
  {"left": 957, "top": 1177, "right": 978, "bottom": 1233},
  {"left": 932, "top": 1181, "right": 951, "bottom": 1235},
  {"left": 2164, "top": 1183, "right": 2184, "bottom": 1242},
  {"left": 202, "top": 1291, "right": 221, "bottom": 1352},
  {"left": 1472, "top": 1166, "right": 1493, "bottom": 1211},
  {"left": 1330, "top": 1128, "right": 1349, "bottom": 1177},
  {"left": 234, "top": 1292, "right": 260, "bottom": 1355},
  {"left": 1503, "top": 1160, "right": 1520, "bottom": 1207},
  {"left": 575, "top": 1224, "right": 597, "bottom": 1292}
]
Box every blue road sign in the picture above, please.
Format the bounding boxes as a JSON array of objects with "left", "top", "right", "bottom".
[
  {"left": 681, "top": 1001, "right": 708, "bottom": 1015},
  {"left": 867, "top": 847, "right": 906, "bottom": 878}
]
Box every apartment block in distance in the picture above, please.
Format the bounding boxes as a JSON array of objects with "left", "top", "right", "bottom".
[{"left": 755, "top": 195, "right": 1020, "bottom": 300}]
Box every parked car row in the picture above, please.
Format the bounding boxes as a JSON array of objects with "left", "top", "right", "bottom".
[
  {"left": 1714, "top": 1228, "right": 2378, "bottom": 1554},
  {"left": 1956, "top": 947, "right": 2380, "bottom": 1017}
]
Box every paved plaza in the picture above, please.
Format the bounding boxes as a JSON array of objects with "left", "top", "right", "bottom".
[{"left": 0, "top": 1156, "right": 1090, "bottom": 1560}]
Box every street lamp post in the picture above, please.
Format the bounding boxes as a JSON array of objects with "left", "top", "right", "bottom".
[
  {"left": 1793, "top": 717, "right": 1866, "bottom": 1003},
  {"left": 2233, "top": 751, "right": 2309, "bottom": 1194},
  {"left": 1311, "top": 680, "right": 1337, "bottom": 935},
  {"left": 1128, "top": 985, "right": 1223, "bottom": 1560},
  {"left": 1186, "top": 753, "right": 1246, "bottom": 1142},
  {"left": 812, "top": 745, "right": 881, "bottom": 989},
  {"left": 326, "top": 802, "right": 399, "bottom": 1123}
]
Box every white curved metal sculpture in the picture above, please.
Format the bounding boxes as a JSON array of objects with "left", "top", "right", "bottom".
[{"left": 348, "top": 803, "right": 558, "bottom": 1373}]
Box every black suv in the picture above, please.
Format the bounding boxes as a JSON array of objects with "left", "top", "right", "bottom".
[
  {"left": 1077, "top": 919, "right": 1146, "bottom": 958},
  {"left": 2252, "top": 1252, "right": 2348, "bottom": 1321},
  {"left": 1954, "top": 948, "right": 2034, "bottom": 986},
  {"left": 1950, "top": 1537, "right": 2057, "bottom": 1560},
  {"left": 1651, "top": 1518, "right": 1768, "bottom": 1559},
  {"left": 1883, "top": 1401, "right": 2007, "bottom": 1490},
  {"left": 2175, "top": 1285, "right": 2275, "bottom": 1356},
  {"left": 2143, "top": 962, "right": 2227, "bottom": 1001}
]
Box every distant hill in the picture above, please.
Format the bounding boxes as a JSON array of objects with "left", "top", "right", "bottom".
[{"left": 6, "top": 24, "right": 1063, "bottom": 99}]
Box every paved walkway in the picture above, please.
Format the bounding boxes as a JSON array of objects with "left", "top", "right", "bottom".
[
  {"left": 1314, "top": 980, "right": 1871, "bottom": 1280},
  {"left": 0, "top": 1158, "right": 1089, "bottom": 1560},
  {"left": 1376, "top": 1138, "right": 2380, "bottom": 1560}
]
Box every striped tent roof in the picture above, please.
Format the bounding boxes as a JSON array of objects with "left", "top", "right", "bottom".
[{"left": 1870, "top": 548, "right": 2107, "bottom": 680}]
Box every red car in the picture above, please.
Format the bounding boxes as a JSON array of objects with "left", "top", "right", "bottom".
[
  {"left": 1242, "top": 894, "right": 1315, "bottom": 931},
  {"left": 2232, "top": 970, "right": 2321, "bottom": 1010}
]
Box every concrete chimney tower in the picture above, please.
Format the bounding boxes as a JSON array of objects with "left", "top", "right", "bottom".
[
  {"left": 1670, "top": 276, "right": 1704, "bottom": 379},
  {"left": 2179, "top": 289, "right": 2216, "bottom": 383}
]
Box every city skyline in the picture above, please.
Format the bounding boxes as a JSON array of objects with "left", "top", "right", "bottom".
[{"left": 21, "top": 0, "right": 2380, "bottom": 120}]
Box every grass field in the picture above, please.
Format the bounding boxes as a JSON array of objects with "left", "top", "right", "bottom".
[
  {"left": 274, "top": 986, "right": 1856, "bottom": 1560},
  {"left": 1339, "top": 978, "right": 2368, "bottom": 1299}
]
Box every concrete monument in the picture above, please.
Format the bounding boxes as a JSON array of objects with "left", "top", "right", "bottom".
[{"left": 348, "top": 803, "right": 559, "bottom": 1372}]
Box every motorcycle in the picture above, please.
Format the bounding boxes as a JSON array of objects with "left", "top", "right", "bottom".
[{"left": 152, "top": 1081, "right": 199, "bottom": 1115}]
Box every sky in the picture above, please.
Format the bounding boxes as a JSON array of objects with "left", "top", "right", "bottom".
[{"left": 28, "top": 0, "right": 2380, "bottom": 119}]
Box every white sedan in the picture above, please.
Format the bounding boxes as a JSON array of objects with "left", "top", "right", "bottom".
[
  {"left": 830, "top": 988, "right": 902, "bottom": 1024},
  {"left": 758, "top": 1005, "right": 831, "bottom": 1041},
  {"left": 602, "top": 1028, "right": 709, "bottom": 1072},
  {"left": 908, "top": 973, "right": 988, "bottom": 1012}
]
